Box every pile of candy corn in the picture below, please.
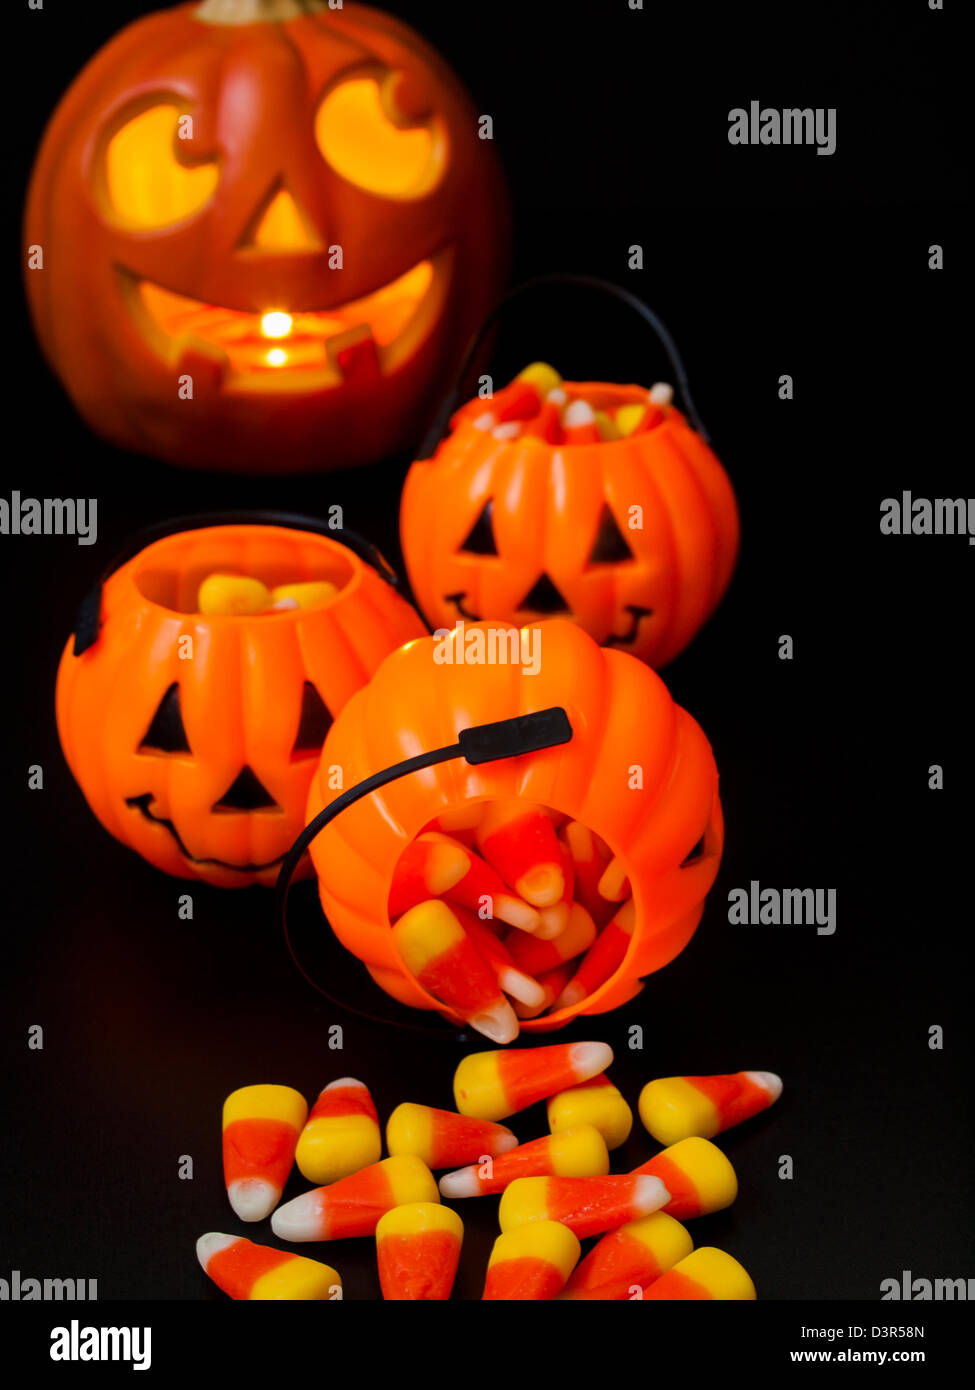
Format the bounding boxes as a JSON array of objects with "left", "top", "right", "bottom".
[
  {"left": 196, "top": 575, "right": 338, "bottom": 616},
  {"left": 198, "top": 1043, "right": 783, "bottom": 1300},
  {"left": 457, "top": 362, "right": 675, "bottom": 446},
  {"left": 388, "top": 803, "right": 640, "bottom": 1041}
]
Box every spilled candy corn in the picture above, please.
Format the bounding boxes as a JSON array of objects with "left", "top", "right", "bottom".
[
  {"left": 499, "top": 1173, "right": 670, "bottom": 1240},
  {"left": 376, "top": 1202, "right": 463, "bottom": 1301},
  {"left": 638, "top": 1071, "right": 783, "bottom": 1145},
  {"left": 454, "top": 1041, "right": 613, "bottom": 1121},
  {"left": 387, "top": 1102, "right": 517, "bottom": 1170},
  {"left": 439, "top": 1124, "right": 609, "bottom": 1198},
  {"left": 642, "top": 1246, "right": 756, "bottom": 1300},
  {"left": 295, "top": 1078, "right": 382, "bottom": 1186},
  {"left": 631, "top": 1136, "right": 738, "bottom": 1219},
  {"left": 197, "top": 1234, "right": 340, "bottom": 1301},
  {"left": 560, "top": 1212, "right": 694, "bottom": 1301},
  {"left": 482, "top": 1222, "right": 580, "bottom": 1301},
  {"left": 547, "top": 1073, "right": 633, "bottom": 1150},
  {"left": 271, "top": 1154, "right": 438, "bottom": 1242},
  {"left": 222, "top": 1084, "right": 307, "bottom": 1222}
]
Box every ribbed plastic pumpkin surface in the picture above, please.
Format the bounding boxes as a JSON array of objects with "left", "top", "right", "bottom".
[
  {"left": 400, "top": 383, "right": 739, "bottom": 668},
  {"left": 56, "top": 525, "right": 425, "bottom": 887},
  {"left": 306, "top": 618, "right": 723, "bottom": 1030}
]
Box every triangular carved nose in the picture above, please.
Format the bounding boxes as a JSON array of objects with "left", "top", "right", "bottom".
[
  {"left": 517, "top": 573, "right": 570, "bottom": 614},
  {"left": 244, "top": 185, "right": 321, "bottom": 251},
  {"left": 213, "top": 766, "right": 279, "bottom": 813}
]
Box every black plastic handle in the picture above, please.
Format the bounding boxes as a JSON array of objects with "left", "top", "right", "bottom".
[
  {"left": 72, "top": 510, "right": 401, "bottom": 657},
  {"left": 417, "top": 272, "right": 710, "bottom": 461}
]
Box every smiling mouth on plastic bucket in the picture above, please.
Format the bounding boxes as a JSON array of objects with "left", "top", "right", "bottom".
[{"left": 385, "top": 799, "right": 643, "bottom": 1043}]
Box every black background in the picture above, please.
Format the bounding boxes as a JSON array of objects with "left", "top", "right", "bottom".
[{"left": 1, "top": 0, "right": 971, "bottom": 1311}]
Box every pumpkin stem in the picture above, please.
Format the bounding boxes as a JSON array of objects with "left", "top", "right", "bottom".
[{"left": 196, "top": 0, "right": 328, "bottom": 24}]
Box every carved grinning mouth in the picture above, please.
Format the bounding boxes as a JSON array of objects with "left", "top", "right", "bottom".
[
  {"left": 604, "top": 604, "right": 654, "bottom": 646},
  {"left": 445, "top": 594, "right": 653, "bottom": 645},
  {"left": 125, "top": 793, "right": 287, "bottom": 873},
  {"left": 118, "top": 247, "right": 452, "bottom": 390}
]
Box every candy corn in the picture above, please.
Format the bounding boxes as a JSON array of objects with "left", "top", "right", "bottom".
[
  {"left": 499, "top": 1173, "right": 670, "bottom": 1240},
  {"left": 454, "top": 1041, "right": 613, "bottom": 1121},
  {"left": 534, "top": 842, "right": 575, "bottom": 939},
  {"left": 507, "top": 902, "right": 596, "bottom": 977},
  {"left": 426, "top": 805, "right": 483, "bottom": 840},
  {"left": 375, "top": 1203, "right": 463, "bottom": 1301},
  {"left": 392, "top": 899, "right": 519, "bottom": 1043},
  {"left": 388, "top": 833, "right": 470, "bottom": 918},
  {"left": 615, "top": 403, "right": 646, "bottom": 437},
  {"left": 597, "top": 854, "right": 630, "bottom": 903},
  {"left": 555, "top": 899, "right": 636, "bottom": 1010},
  {"left": 642, "top": 1247, "right": 756, "bottom": 1301},
  {"left": 386, "top": 1103, "right": 518, "bottom": 1169},
  {"left": 482, "top": 1222, "right": 580, "bottom": 1301},
  {"left": 632, "top": 1136, "right": 738, "bottom": 1219},
  {"left": 561, "top": 821, "right": 615, "bottom": 926},
  {"left": 547, "top": 1073, "right": 633, "bottom": 1150},
  {"left": 269, "top": 581, "right": 337, "bottom": 608},
  {"left": 222, "top": 1084, "right": 307, "bottom": 1222},
  {"left": 199, "top": 574, "right": 271, "bottom": 616},
  {"left": 458, "top": 907, "right": 546, "bottom": 1007},
  {"left": 270, "top": 1154, "right": 438, "bottom": 1242},
  {"left": 196, "top": 1234, "right": 341, "bottom": 1301},
  {"left": 439, "top": 1124, "right": 609, "bottom": 1198},
  {"left": 594, "top": 409, "right": 622, "bottom": 441},
  {"left": 562, "top": 399, "right": 601, "bottom": 444},
  {"left": 438, "top": 836, "right": 540, "bottom": 932},
  {"left": 513, "top": 963, "right": 574, "bottom": 1019},
  {"left": 294, "top": 1078, "right": 382, "bottom": 1186},
  {"left": 475, "top": 800, "right": 565, "bottom": 907},
  {"left": 517, "top": 362, "right": 562, "bottom": 397},
  {"left": 638, "top": 1071, "right": 783, "bottom": 1145},
  {"left": 560, "top": 1212, "right": 694, "bottom": 1301}
]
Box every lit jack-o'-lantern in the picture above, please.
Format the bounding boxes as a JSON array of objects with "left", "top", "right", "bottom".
[
  {"left": 24, "top": 0, "right": 510, "bottom": 472},
  {"left": 401, "top": 282, "right": 739, "bottom": 668},
  {"left": 55, "top": 520, "right": 425, "bottom": 886}
]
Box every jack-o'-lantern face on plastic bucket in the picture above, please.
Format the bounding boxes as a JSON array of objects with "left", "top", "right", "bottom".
[
  {"left": 24, "top": 0, "right": 510, "bottom": 471},
  {"left": 55, "top": 523, "right": 425, "bottom": 887}
]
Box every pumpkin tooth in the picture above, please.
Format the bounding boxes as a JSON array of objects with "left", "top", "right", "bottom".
[
  {"left": 175, "top": 334, "right": 229, "bottom": 388},
  {"left": 325, "top": 324, "right": 381, "bottom": 383}
]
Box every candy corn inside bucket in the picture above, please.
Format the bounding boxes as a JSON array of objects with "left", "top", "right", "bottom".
[
  {"left": 382, "top": 803, "right": 647, "bottom": 1038},
  {"left": 306, "top": 618, "right": 723, "bottom": 1033}
]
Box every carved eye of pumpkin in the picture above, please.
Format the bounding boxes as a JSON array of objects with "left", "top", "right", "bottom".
[
  {"left": 459, "top": 500, "right": 498, "bottom": 556},
  {"left": 315, "top": 72, "right": 445, "bottom": 197},
  {"left": 291, "top": 682, "right": 333, "bottom": 758},
  {"left": 102, "top": 101, "right": 219, "bottom": 228},
  {"left": 139, "top": 683, "right": 191, "bottom": 754},
  {"left": 680, "top": 832, "right": 708, "bottom": 868},
  {"left": 587, "top": 506, "right": 635, "bottom": 565}
]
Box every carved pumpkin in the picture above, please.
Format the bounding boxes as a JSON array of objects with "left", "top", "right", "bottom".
[
  {"left": 24, "top": 0, "right": 509, "bottom": 472},
  {"left": 305, "top": 619, "right": 723, "bottom": 1031},
  {"left": 401, "top": 372, "right": 740, "bottom": 669},
  {"left": 56, "top": 522, "right": 425, "bottom": 887}
]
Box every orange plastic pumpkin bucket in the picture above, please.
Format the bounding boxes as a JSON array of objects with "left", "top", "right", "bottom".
[
  {"left": 401, "top": 275, "right": 739, "bottom": 668},
  {"left": 302, "top": 618, "right": 723, "bottom": 1033},
  {"left": 56, "top": 514, "right": 426, "bottom": 887}
]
